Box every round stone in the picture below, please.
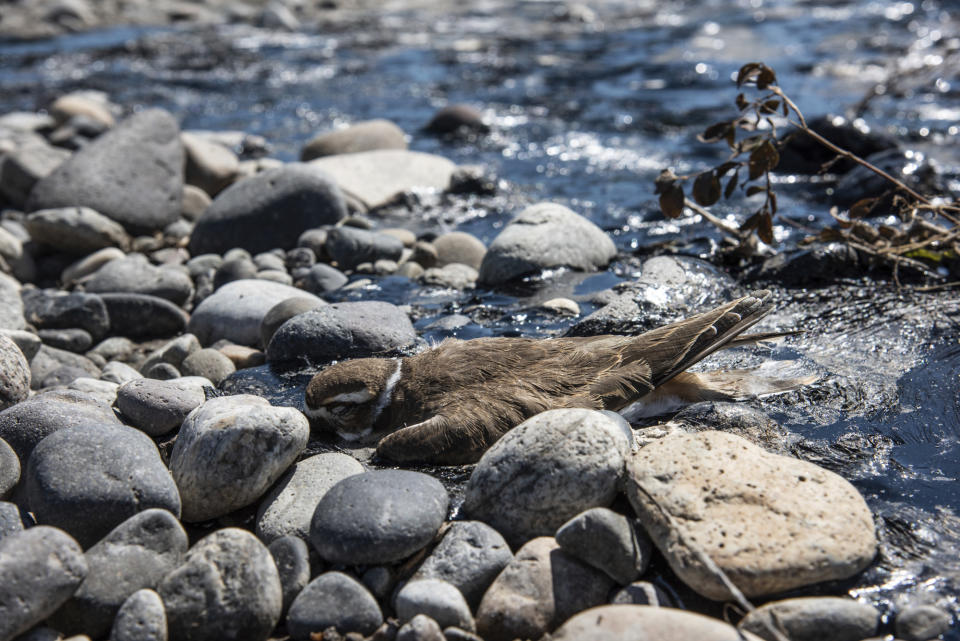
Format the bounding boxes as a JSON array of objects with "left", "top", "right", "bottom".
[
  {"left": 22, "top": 289, "right": 109, "bottom": 341},
  {"left": 298, "top": 263, "right": 348, "bottom": 295},
  {"left": 286, "top": 571, "right": 383, "bottom": 640},
  {"left": 300, "top": 119, "right": 407, "bottom": 161},
  {"left": 179, "top": 348, "right": 236, "bottom": 386},
  {"left": 84, "top": 254, "right": 193, "bottom": 306},
  {"left": 36, "top": 328, "right": 92, "bottom": 353},
  {"left": 551, "top": 604, "right": 758, "bottom": 641},
  {"left": 609, "top": 582, "right": 674, "bottom": 607},
  {"left": 267, "top": 535, "right": 310, "bottom": 616},
  {"left": 255, "top": 452, "right": 363, "bottom": 544},
  {"left": 0, "top": 438, "right": 19, "bottom": 500},
  {"left": 169, "top": 395, "right": 309, "bottom": 522},
  {"left": 738, "top": 597, "right": 880, "bottom": 641},
  {"left": 463, "top": 409, "right": 630, "bottom": 547},
  {"left": 432, "top": 232, "right": 486, "bottom": 270},
  {"left": 159, "top": 528, "right": 282, "bottom": 641},
  {"left": 424, "top": 105, "right": 489, "bottom": 136},
  {"left": 25, "top": 206, "right": 130, "bottom": 255},
  {"left": 110, "top": 589, "right": 167, "bottom": 641},
  {"left": 99, "top": 293, "right": 188, "bottom": 339},
  {"left": 259, "top": 297, "right": 325, "bottom": 351},
  {"left": 26, "top": 423, "right": 181, "bottom": 547},
  {"left": 0, "top": 334, "right": 30, "bottom": 410},
  {"left": 116, "top": 377, "right": 210, "bottom": 436},
  {"left": 395, "top": 579, "right": 475, "bottom": 632},
  {"left": 555, "top": 507, "right": 651, "bottom": 585},
  {"left": 895, "top": 604, "right": 953, "bottom": 641},
  {"left": 310, "top": 470, "right": 449, "bottom": 565},
  {"left": 324, "top": 226, "right": 404, "bottom": 271},
  {"left": 421, "top": 263, "right": 478, "bottom": 290},
  {"left": 397, "top": 615, "right": 445, "bottom": 641},
  {"left": 0, "top": 526, "right": 88, "bottom": 641}
]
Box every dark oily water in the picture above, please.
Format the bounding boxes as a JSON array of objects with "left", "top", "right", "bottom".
[{"left": 5, "top": 0, "right": 960, "bottom": 630}]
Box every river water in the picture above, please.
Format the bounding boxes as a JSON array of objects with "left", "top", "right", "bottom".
[{"left": 2, "top": 0, "right": 960, "bottom": 633}]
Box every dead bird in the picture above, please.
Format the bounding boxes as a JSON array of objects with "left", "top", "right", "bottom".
[{"left": 304, "top": 289, "right": 814, "bottom": 464}]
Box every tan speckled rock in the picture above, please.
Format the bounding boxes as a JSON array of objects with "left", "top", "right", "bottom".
[
  {"left": 625, "top": 431, "right": 877, "bottom": 600},
  {"left": 550, "top": 605, "right": 763, "bottom": 641}
]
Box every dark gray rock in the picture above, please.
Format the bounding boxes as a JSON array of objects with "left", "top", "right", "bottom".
[
  {"left": 21, "top": 289, "right": 109, "bottom": 341},
  {"left": 409, "top": 521, "right": 512, "bottom": 611},
  {"left": 778, "top": 114, "right": 899, "bottom": 175},
  {"left": 895, "top": 604, "right": 953, "bottom": 641},
  {"left": 361, "top": 566, "right": 396, "bottom": 603},
  {"left": 555, "top": 507, "right": 652, "bottom": 585},
  {"left": 37, "top": 328, "right": 92, "bottom": 353},
  {"left": 0, "top": 140, "right": 71, "bottom": 208},
  {"left": 30, "top": 344, "right": 100, "bottom": 390},
  {"left": 424, "top": 105, "right": 489, "bottom": 137},
  {"left": 27, "top": 109, "right": 184, "bottom": 234},
  {"left": 310, "top": 470, "right": 449, "bottom": 565},
  {"left": 49, "top": 509, "right": 187, "bottom": 638},
  {"left": 268, "top": 535, "right": 310, "bottom": 616},
  {"left": 139, "top": 334, "right": 200, "bottom": 374},
  {"left": 301, "top": 119, "right": 407, "bottom": 161},
  {"left": 0, "top": 274, "right": 25, "bottom": 331},
  {"left": 463, "top": 409, "right": 630, "bottom": 548},
  {"left": 284, "top": 246, "right": 315, "bottom": 272},
  {"left": 266, "top": 301, "right": 416, "bottom": 365},
  {"left": 475, "top": 537, "right": 613, "bottom": 641},
  {"left": 286, "top": 572, "right": 383, "bottom": 640},
  {"left": 394, "top": 579, "right": 474, "bottom": 632},
  {"left": 159, "top": 528, "right": 282, "bottom": 641},
  {"left": 0, "top": 501, "right": 24, "bottom": 539},
  {"left": 298, "top": 263, "right": 348, "bottom": 295},
  {"left": 756, "top": 243, "right": 863, "bottom": 287},
  {"left": 609, "top": 581, "right": 675, "bottom": 607},
  {"left": 99, "top": 293, "right": 188, "bottom": 339},
  {"left": 189, "top": 163, "right": 347, "bottom": 255},
  {"left": 324, "top": 226, "right": 404, "bottom": 271},
  {"left": 144, "top": 363, "right": 180, "bottom": 380},
  {"left": 256, "top": 452, "right": 363, "bottom": 544},
  {"left": 213, "top": 257, "right": 258, "bottom": 289},
  {"left": 110, "top": 589, "right": 167, "bottom": 641},
  {"left": 0, "top": 389, "right": 121, "bottom": 462},
  {"left": 24, "top": 207, "right": 130, "bottom": 254},
  {"left": 738, "top": 597, "right": 880, "bottom": 641},
  {"left": 188, "top": 279, "right": 323, "bottom": 348},
  {"left": 834, "top": 148, "right": 939, "bottom": 208},
  {"left": 0, "top": 440, "right": 19, "bottom": 500},
  {"left": 116, "top": 377, "right": 209, "bottom": 437},
  {"left": 85, "top": 254, "right": 193, "bottom": 306},
  {"left": 0, "top": 335, "right": 30, "bottom": 410},
  {"left": 259, "top": 297, "right": 325, "bottom": 351},
  {"left": 40, "top": 365, "right": 95, "bottom": 389},
  {"left": 169, "top": 395, "right": 309, "bottom": 522},
  {"left": 478, "top": 203, "right": 616, "bottom": 285},
  {"left": 25, "top": 423, "right": 181, "bottom": 547},
  {"left": 0, "top": 526, "right": 87, "bottom": 641},
  {"left": 179, "top": 348, "right": 235, "bottom": 386},
  {"left": 397, "top": 615, "right": 445, "bottom": 641}
]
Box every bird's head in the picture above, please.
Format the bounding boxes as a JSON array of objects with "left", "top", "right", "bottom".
[{"left": 303, "top": 358, "right": 401, "bottom": 441}]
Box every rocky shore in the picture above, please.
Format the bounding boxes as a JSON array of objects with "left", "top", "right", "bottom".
[{"left": 0, "top": 89, "right": 955, "bottom": 641}]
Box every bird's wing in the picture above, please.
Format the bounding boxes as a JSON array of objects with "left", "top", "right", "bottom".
[{"left": 376, "top": 413, "right": 487, "bottom": 465}]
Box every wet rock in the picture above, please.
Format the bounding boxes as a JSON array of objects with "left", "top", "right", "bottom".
[
  {"left": 609, "top": 582, "right": 674, "bottom": 607},
  {"left": 255, "top": 452, "right": 363, "bottom": 544},
  {"left": 625, "top": 431, "right": 877, "bottom": 600},
  {"left": 26, "top": 423, "right": 181, "bottom": 547},
  {"left": 424, "top": 105, "right": 489, "bottom": 137},
  {"left": 475, "top": 537, "right": 613, "bottom": 641},
  {"left": 37, "top": 328, "right": 92, "bottom": 353},
  {"left": 22, "top": 289, "right": 109, "bottom": 340},
  {"left": 116, "top": 377, "right": 210, "bottom": 436},
  {"left": 61, "top": 247, "right": 125, "bottom": 287},
  {"left": 286, "top": 571, "right": 383, "bottom": 640},
  {"left": 778, "top": 115, "right": 898, "bottom": 175},
  {"left": 325, "top": 226, "right": 404, "bottom": 271},
  {"left": 49, "top": 509, "right": 187, "bottom": 638},
  {"left": 551, "top": 604, "right": 754, "bottom": 641},
  {"left": 0, "top": 140, "right": 71, "bottom": 208},
  {"left": 268, "top": 535, "right": 310, "bottom": 616},
  {"left": 0, "top": 526, "right": 87, "bottom": 641},
  {"left": 85, "top": 254, "right": 193, "bottom": 306},
  {"left": 110, "top": 589, "right": 167, "bottom": 641},
  {"left": 301, "top": 119, "right": 408, "bottom": 161},
  {"left": 478, "top": 202, "right": 616, "bottom": 285},
  {"left": 169, "top": 395, "right": 309, "bottom": 522},
  {"left": 99, "top": 293, "right": 188, "bottom": 339},
  {"left": 25, "top": 207, "right": 130, "bottom": 254},
  {"left": 266, "top": 301, "right": 416, "bottom": 365},
  {"left": 555, "top": 507, "right": 651, "bottom": 585},
  {"left": 432, "top": 232, "right": 486, "bottom": 270},
  {"left": 566, "top": 255, "right": 737, "bottom": 336},
  {"left": 738, "top": 597, "right": 879, "bottom": 641},
  {"left": 27, "top": 109, "right": 184, "bottom": 234},
  {"left": 0, "top": 389, "right": 120, "bottom": 462},
  {"left": 310, "top": 470, "right": 449, "bottom": 565},
  {"left": 0, "top": 440, "right": 19, "bottom": 500},
  {"left": 189, "top": 163, "right": 347, "bottom": 255},
  {"left": 188, "top": 279, "right": 323, "bottom": 347},
  {"left": 0, "top": 501, "right": 24, "bottom": 539},
  {"left": 834, "top": 148, "right": 939, "bottom": 208},
  {"left": 0, "top": 335, "right": 30, "bottom": 410},
  {"left": 309, "top": 150, "right": 455, "bottom": 211},
  {"left": 463, "top": 409, "right": 629, "bottom": 547},
  {"left": 395, "top": 579, "right": 475, "bottom": 632},
  {"left": 421, "top": 263, "right": 478, "bottom": 290},
  {"left": 298, "top": 263, "right": 348, "bottom": 295},
  {"left": 409, "top": 521, "right": 512, "bottom": 611},
  {"left": 755, "top": 242, "right": 863, "bottom": 287},
  {"left": 179, "top": 348, "right": 235, "bottom": 386},
  {"left": 0, "top": 274, "right": 25, "bottom": 331},
  {"left": 158, "top": 528, "right": 282, "bottom": 641},
  {"left": 181, "top": 132, "right": 240, "bottom": 196},
  {"left": 895, "top": 604, "right": 953, "bottom": 641},
  {"left": 667, "top": 401, "right": 796, "bottom": 454},
  {"left": 31, "top": 344, "right": 100, "bottom": 389}
]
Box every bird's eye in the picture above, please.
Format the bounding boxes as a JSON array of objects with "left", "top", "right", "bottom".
[{"left": 329, "top": 404, "right": 351, "bottom": 416}]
